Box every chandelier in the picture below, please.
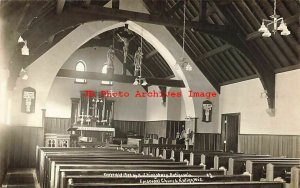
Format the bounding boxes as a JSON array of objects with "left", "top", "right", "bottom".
[{"left": 258, "top": 0, "right": 290, "bottom": 37}]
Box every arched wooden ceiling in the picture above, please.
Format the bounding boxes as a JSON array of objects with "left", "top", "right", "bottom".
[{"left": 1, "top": 0, "right": 299, "bottom": 109}]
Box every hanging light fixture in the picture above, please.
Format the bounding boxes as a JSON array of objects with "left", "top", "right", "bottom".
[
  {"left": 258, "top": 0, "right": 290, "bottom": 37},
  {"left": 19, "top": 68, "right": 28, "bottom": 80},
  {"left": 176, "top": 0, "right": 192, "bottom": 71},
  {"left": 18, "top": 36, "right": 29, "bottom": 56},
  {"left": 133, "top": 34, "right": 147, "bottom": 86}
]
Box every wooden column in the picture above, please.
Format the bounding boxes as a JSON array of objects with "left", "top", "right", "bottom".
[{"left": 70, "top": 98, "right": 80, "bottom": 126}]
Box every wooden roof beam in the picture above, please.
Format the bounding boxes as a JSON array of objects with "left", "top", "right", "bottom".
[
  {"left": 165, "top": 0, "right": 184, "bottom": 15},
  {"left": 196, "top": 44, "right": 232, "bottom": 62},
  {"left": 145, "top": 49, "right": 158, "bottom": 60},
  {"left": 213, "top": 0, "right": 276, "bottom": 109},
  {"left": 71, "top": 6, "right": 232, "bottom": 34},
  {"left": 198, "top": 0, "right": 208, "bottom": 22},
  {"left": 56, "top": 0, "right": 66, "bottom": 14},
  {"left": 112, "top": 0, "right": 119, "bottom": 9},
  {"left": 56, "top": 69, "right": 185, "bottom": 88}
]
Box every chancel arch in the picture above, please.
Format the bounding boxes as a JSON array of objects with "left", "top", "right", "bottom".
[{"left": 10, "top": 20, "right": 219, "bottom": 133}]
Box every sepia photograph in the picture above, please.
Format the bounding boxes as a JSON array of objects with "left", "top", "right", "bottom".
[{"left": 0, "top": 0, "right": 299, "bottom": 187}]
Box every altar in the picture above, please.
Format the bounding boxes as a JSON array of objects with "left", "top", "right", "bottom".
[{"left": 68, "top": 90, "right": 116, "bottom": 147}]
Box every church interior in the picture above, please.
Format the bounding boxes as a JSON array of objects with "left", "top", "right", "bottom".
[{"left": 0, "top": 0, "right": 299, "bottom": 187}]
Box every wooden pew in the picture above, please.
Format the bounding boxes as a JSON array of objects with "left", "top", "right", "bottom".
[
  {"left": 215, "top": 154, "right": 271, "bottom": 170},
  {"left": 67, "top": 181, "right": 284, "bottom": 188},
  {"left": 189, "top": 151, "right": 240, "bottom": 167},
  {"left": 37, "top": 147, "right": 143, "bottom": 187},
  {"left": 54, "top": 164, "right": 207, "bottom": 188},
  {"left": 266, "top": 163, "right": 300, "bottom": 182},
  {"left": 180, "top": 150, "right": 193, "bottom": 163},
  {"left": 290, "top": 166, "right": 300, "bottom": 188},
  {"left": 40, "top": 151, "right": 142, "bottom": 185},
  {"left": 36, "top": 146, "right": 130, "bottom": 182},
  {"left": 141, "top": 144, "right": 185, "bottom": 156},
  {"left": 65, "top": 174, "right": 251, "bottom": 186},
  {"left": 229, "top": 158, "right": 299, "bottom": 175},
  {"left": 36, "top": 147, "right": 286, "bottom": 188},
  {"left": 59, "top": 168, "right": 225, "bottom": 187},
  {"left": 245, "top": 160, "right": 300, "bottom": 181}
]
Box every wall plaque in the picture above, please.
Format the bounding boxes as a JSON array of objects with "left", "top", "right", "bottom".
[
  {"left": 21, "top": 87, "right": 36, "bottom": 113},
  {"left": 202, "top": 100, "right": 212, "bottom": 122}
]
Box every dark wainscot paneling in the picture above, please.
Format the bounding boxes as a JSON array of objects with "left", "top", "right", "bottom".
[
  {"left": 113, "top": 120, "right": 145, "bottom": 138},
  {"left": 166, "top": 121, "right": 185, "bottom": 139},
  {"left": 0, "top": 125, "right": 10, "bottom": 185},
  {"left": 9, "top": 126, "right": 44, "bottom": 168},
  {"left": 239, "top": 134, "right": 300, "bottom": 158},
  {"left": 194, "top": 133, "right": 221, "bottom": 152},
  {"left": 44, "top": 117, "right": 71, "bottom": 134}
]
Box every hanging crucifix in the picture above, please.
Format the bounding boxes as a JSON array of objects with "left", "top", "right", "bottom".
[{"left": 117, "top": 28, "right": 134, "bottom": 64}]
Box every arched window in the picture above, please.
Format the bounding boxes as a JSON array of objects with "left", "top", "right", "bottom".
[
  {"left": 101, "top": 65, "right": 113, "bottom": 85},
  {"left": 75, "top": 61, "right": 86, "bottom": 83}
]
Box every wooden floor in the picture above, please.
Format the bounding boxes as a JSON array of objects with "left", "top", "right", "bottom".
[{"left": 1, "top": 169, "right": 40, "bottom": 188}]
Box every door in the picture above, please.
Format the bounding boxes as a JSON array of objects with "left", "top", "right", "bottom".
[{"left": 221, "top": 113, "right": 240, "bottom": 153}]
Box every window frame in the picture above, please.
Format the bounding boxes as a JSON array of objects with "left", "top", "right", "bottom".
[{"left": 74, "top": 60, "right": 87, "bottom": 84}]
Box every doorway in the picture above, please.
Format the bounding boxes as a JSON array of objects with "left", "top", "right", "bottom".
[{"left": 221, "top": 113, "right": 240, "bottom": 153}]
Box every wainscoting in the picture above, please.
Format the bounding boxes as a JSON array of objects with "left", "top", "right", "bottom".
[
  {"left": 44, "top": 117, "right": 71, "bottom": 134},
  {"left": 194, "top": 133, "right": 221, "bottom": 151},
  {"left": 113, "top": 120, "right": 145, "bottom": 138},
  {"left": 0, "top": 125, "right": 10, "bottom": 185},
  {"left": 166, "top": 121, "right": 185, "bottom": 139},
  {"left": 239, "top": 134, "right": 300, "bottom": 158},
  {"left": 8, "top": 126, "right": 44, "bottom": 168}
]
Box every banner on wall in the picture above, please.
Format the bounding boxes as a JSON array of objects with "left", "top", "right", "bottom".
[
  {"left": 202, "top": 100, "right": 212, "bottom": 122},
  {"left": 21, "top": 87, "right": 36, "bottom": 113}
]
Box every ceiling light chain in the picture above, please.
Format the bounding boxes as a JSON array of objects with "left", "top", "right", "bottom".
[
  {"left": 258, "top": 0, "right": 290, "bottom": 37},
  {"left": 176, "top": 0, "right": 192, "bottom": 72}
]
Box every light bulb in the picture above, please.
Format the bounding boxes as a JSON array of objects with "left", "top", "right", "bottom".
[
  {"left": 18, "top": 36, "right": 25, "bottom": 43},
  {"left": 133, "top": 79, "right": 139, "bottom": 85},
  {"left": 258, "top": 22, "right": 268, "bottom": 32},
  {"left": 281, "top": 28, "right": 290, "bottom": 36},
  {"left": 21, "top": 43, "right": 29, "bottom": 56},
  {"left": 141, "top": 79, "right": 148, "bottom": 86},
  {"left": 262, "top": 30, "right": 271, "bottom": 37},
  {"left": 185, "top": 63, "right": 193, "bottom": 71},
  {"left": 277, "top": 21, "right": 287, "bottom": 31}
]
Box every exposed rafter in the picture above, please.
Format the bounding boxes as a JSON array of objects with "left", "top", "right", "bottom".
[
  {"left": 57, "top": 69, "right": 185, "bottom": 88},
  {"left": 165, "top": 0, "right": 184, "bottom": 15},
  {"left": 145, "top": 49, "right": 158, "bottom": 60},
  {"left": 196, "top": 44, "right": 232, "bottom": 62},
  {"left": 198, "top": 0, "right": 208, "bottom": 22},
  {"left": 70, "top": 6, "right": 232, "bottom": 35},
  {"left": 212, "top": 0, "right": 276, "bottom": 109},
  {"left": 56, "top": 0, "right": 65, "bottom": 14},
  {"left": 112, "top": 0, "right": 119, "bottom": 9}
]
